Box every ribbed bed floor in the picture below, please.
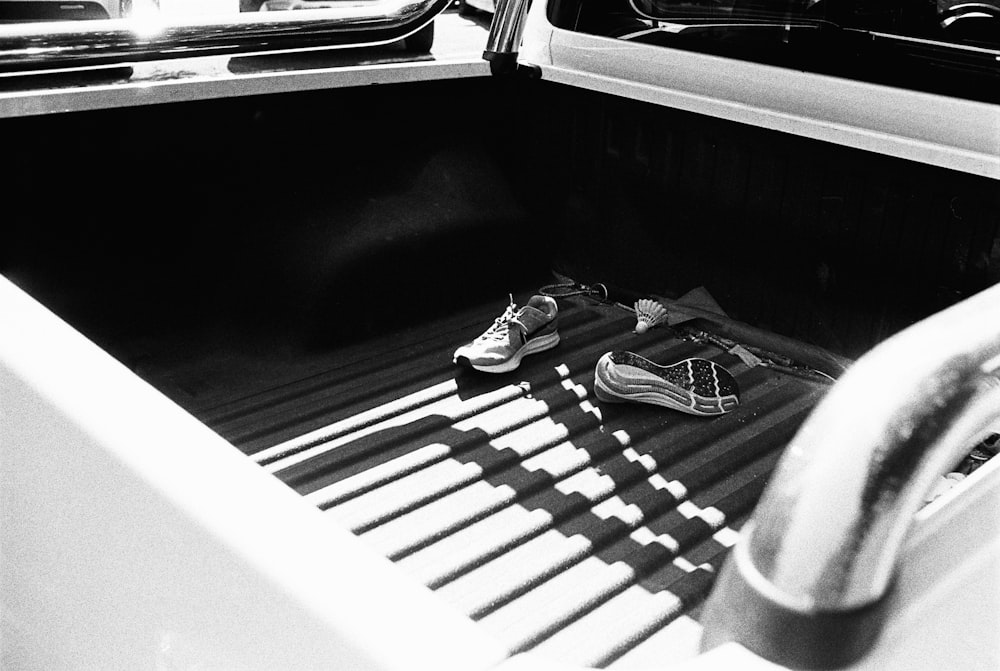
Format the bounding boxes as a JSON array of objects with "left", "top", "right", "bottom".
[{"left": 203, "top": 293, "right": 832, "bottom": 668}]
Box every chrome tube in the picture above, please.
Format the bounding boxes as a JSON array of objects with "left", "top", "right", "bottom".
[
  {"left": 0, "top": 0, "right": 450, "bottom": 73},
  {"left": 701, "top": 281, "right": 1000, "bottom": 667},
  {"left": 482, "top": 0, "right": 530, "bottom": 74}
]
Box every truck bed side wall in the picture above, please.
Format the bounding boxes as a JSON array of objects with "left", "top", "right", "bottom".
[{"left": 2, "top": 77, "right": 996, "bottom": 359}]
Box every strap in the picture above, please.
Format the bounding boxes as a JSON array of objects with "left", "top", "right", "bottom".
[{"left": 538, "top": 281, "right": 609, "bottom": 300}]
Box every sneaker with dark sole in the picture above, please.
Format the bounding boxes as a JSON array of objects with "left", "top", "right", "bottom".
[
  {"left": 594, "top": 351, "right": 740, "bottom": 415},
  {"left": 453, "top": 295, "right": 560, "bottom": 373}
]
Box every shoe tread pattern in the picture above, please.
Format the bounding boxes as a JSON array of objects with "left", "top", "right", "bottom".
[{"left": 600, "top": 351, "right": 740, "bottom": 415}]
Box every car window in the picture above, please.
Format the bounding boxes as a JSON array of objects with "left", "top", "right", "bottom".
[
  {"left": 0, "top": 0, "right": 236, "bottom": 22},
  {"left": 552, "top": 0, "right": 1000, "bottom": 103},
  {"left": 0, "top": 0, "right": 450, "bottom": 72}
]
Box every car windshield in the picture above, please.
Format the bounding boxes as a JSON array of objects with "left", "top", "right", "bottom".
[
  {"left": 557, "top": 0, "right": 1000, "bottom": 102},
  {"left": 614, "top": 0, "right": 999, "bottom": 39}
]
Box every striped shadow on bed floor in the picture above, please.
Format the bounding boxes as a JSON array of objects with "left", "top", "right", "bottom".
[{"left": 209, "top": 292, "right": 833, "bottom": 668}]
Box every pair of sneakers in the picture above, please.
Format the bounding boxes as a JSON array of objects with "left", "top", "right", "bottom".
[{"left": 453, "top": 295, "right": 740, "bottom": 416}]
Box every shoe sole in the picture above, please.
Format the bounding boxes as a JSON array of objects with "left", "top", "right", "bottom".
[
  {"left": 463, "top": 331, "right": 560, "bottom": 373},
  {"left": 594, "top": 352, "right": 739, "bottom": 416}
]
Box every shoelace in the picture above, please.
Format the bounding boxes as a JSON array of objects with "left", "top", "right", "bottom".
[{"left": 477, "top": 295, "right": 518, "bottom": 343}]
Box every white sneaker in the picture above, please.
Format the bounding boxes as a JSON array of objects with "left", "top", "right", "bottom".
[{"left": 453, "top": 295, "right": 560, "bottom": 373}]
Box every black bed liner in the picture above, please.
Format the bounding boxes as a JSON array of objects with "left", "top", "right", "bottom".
[{"left": 201, "top": 292, "right": 831, "bottom": 667}]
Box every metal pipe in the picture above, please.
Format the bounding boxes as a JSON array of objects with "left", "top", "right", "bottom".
[
  {"left": 701, "top": 281, "right": 1000, "bottom": 668},
  {"left": 482, "top": 0, "right": 530, "bottom": 74},
  {"left": 0, "top": 0, "right": 450, "bottom": 73}
]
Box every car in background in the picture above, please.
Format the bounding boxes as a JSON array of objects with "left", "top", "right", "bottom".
[
  {"left": 0, "top": 0, "right": 156, "bottom": 21},
  {"left": 0, "top": 0, "right": 234, "bottom": 21},
  {"left": 243, "top": 0, "right": 437, "bottom": 52},
  {"left": 458, "top": 0, "right": 493, "bottom": 15}
]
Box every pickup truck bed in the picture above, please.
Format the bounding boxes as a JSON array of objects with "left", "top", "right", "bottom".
[
  {"left": 3, "top": 62, "right": 995, "bottom": 669},
  {"left": 157, "top": 288, "right": 831, "bottom": 667}
]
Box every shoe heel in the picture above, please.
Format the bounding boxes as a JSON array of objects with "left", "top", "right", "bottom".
[{"left": 594, "top": 378, "right": 625, "bottom": 403}]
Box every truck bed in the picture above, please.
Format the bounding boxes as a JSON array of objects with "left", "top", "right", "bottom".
[
  {"left": 5, "top": 63, "right": 994, "bottom": 669},
  {"left": 171, "top": 290, "right": 830, "bottom": 667}
]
